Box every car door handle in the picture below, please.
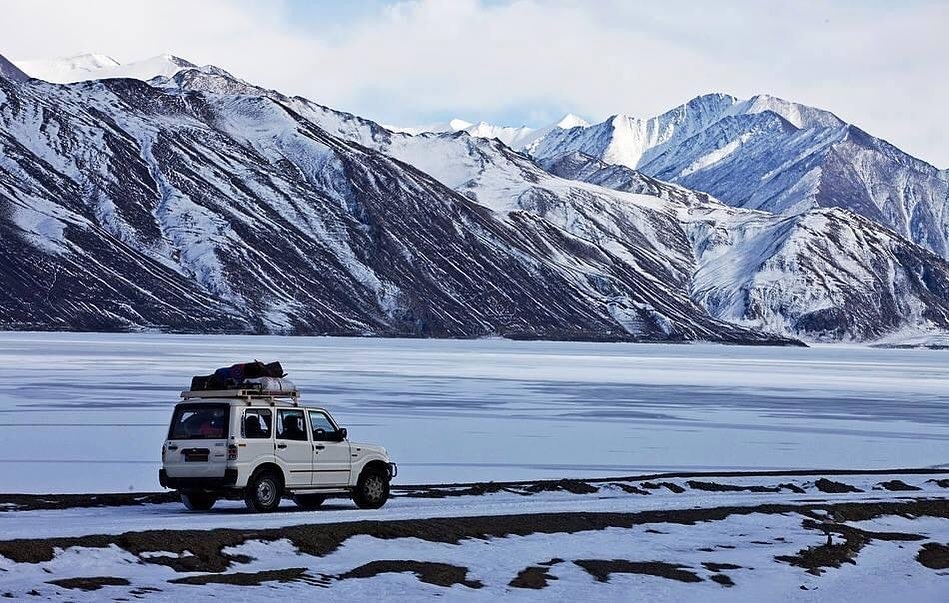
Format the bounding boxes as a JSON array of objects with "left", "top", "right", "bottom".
[
  {"left": 167, "top": 445, "right": 178, "bottom": 450},
  {"left": 314, "top": 445, "right": 325, "bottom": 450},
  {"left": 276, "top": 443, "right": 288, "bottom": 449}
]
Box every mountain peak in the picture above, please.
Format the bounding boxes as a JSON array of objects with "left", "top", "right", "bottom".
[
  {"left": 154, "top": 54, "right": 197, "bottom": 68},
  {"left": 448, "top": 118, "right": 473, "bottom": 130},
  {"left": 62, "top": 53, "right": 121, "bottom": 69},
  {"left": 13, "top": 53, "right": 198, "bottom": 84},
  {"left": 741, "top": 94, "right": 844, "bottom": 129},
  {"left": 556, "top": 113, "right": 589, "bottom": 129}
]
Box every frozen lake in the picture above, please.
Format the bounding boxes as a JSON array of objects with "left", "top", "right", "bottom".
[{"left": 0, "top": 332, "right": 946, "bottom": 493}]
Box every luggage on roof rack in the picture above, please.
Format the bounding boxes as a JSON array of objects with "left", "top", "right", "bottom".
[{"left": 189, "top": 361, "right": 290, "bottom": 392}]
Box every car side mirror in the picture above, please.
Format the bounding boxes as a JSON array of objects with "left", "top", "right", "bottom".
[{"left": 338, "top": 428, "right": 347, "bottom": 441}]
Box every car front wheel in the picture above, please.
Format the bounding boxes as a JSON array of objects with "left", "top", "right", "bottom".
[
  {"left": 353, "top": 468, "right": 390, "bottom": 509},
  {"left": 244, "top": 470, "right": 283, "bottom": 512}
]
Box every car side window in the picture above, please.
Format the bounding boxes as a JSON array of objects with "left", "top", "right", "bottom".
[
  {"left": 276, "top": 409, "right": 308, "bottom": 441},
  {"left": 243, "top": 409, "right": 272, "bottom": 439},
  {"left": 308, "top": 410, "right": 338, "bottom": 441}
]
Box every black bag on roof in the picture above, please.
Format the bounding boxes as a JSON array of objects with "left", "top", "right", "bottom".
[{"left": 191, "top": 361, "right": 286, "bottom": 391}]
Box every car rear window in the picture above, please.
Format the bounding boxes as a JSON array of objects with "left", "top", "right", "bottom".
[{"left": 169, "top": 404, "right": 230, "bottom": 440}]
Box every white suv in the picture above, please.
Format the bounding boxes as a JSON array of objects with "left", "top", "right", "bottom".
[{"left": 158, "top": 387, "right": 396, "bottom": 512}]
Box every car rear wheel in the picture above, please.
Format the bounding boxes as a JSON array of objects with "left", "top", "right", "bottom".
[
  {"left": 292, "top": 493, "right": 326, "bottom": 510},
  {"left": 180, "top": 490, "right": 217, "bottom": 511},
  {"left": 244, "top": 470, "right": 282, "bottom": 512},
  {"left": 353, "top": 468, "right": 389, "bottom": 509}
]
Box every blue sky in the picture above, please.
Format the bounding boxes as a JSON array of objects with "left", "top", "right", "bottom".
[{"left": 4, "top": 0, "right": 948, "bottom": 165}]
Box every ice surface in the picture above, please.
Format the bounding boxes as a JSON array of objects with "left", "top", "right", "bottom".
[{"left": 0, "top": 333, "right": 946, "bottom": 493}]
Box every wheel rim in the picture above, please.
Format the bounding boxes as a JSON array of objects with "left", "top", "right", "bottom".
[
  {"left": 257, "top": 478, "right": 276, "bottom": 506},
  {"left": 364, "top": 475, "right": 385, "bottom": 502}
]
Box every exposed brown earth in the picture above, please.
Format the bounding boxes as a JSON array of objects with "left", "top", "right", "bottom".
[
  {"left": 916, "top": 542, "right": 949, "bottom": 570},
  {"left": 686, "top": 480, "right": 806, "bottom": 494},
  {"left": 46, "top": 576, "right": 130, "bottom": 591},
  {"left": 339, "top": 560, "right": 482, "bottom": 589},
  {"left": 640, "top": 481, "right": 686, "bottom": 493},
  {"left": 702, "top": 562, "right": 743, "bottom": 572},
  {"left": 710, "top": 573, "right": 735, "bottom": 586},
  {"left": 509, "top": 558, "right": 564, "bottom": 589},
  {"left": 610, "top": 483, "right": 652, "bottom": 495},
  {"left": 524, "top": 479, "right": 599, "bottom": 495},
  {"left": 574, "top": 559, "right": 703, "bottom": 583},
  {"left": 775, "top": 518, "right": 925, "bottom": 576},
  {"left": 876, "top": 480, "right": 923, "bottom": 492},
  {"left": 0, "top": 492, "right": 177, "bottom": 512},
  {"left": 169, "top": 567, "right": 315, "bottom": 586},
  {"left": 814, "top": 479, "right": 863, "bottom": 494}
]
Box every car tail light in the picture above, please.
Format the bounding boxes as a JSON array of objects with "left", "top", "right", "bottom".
[
  {"left": 161, "top": 444, "right": 166, "bottom": 461},
  {"left": 227, "top": 444, "right": 238, "bottom": 461}
]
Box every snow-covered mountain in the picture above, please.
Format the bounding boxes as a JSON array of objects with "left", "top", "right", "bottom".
[
  {"left": 13, "top": 53, "right": 196, "bottom": 84},
  {"left": 2, "top": 53, "right": 948, "bottom": 342},
  {"left": 529, "top": 94, "right": 949, "bottom": 260},
  {"left": 1, "top": 55, "right": 797, "bottom": 342},
  {"left": 290, "top": 105, "right": 949, "bottom": 341},
  {"left": 542, "top": 151, "right": 949, "bottom": 339},
  {"left": 389, "top": 114, "right": 589, "bottom": 150}
]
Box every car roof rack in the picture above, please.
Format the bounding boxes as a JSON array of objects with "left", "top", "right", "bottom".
[{"left": 180, "top": 389, "right": 300, "bottom": 406}]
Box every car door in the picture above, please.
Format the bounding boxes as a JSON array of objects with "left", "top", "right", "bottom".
[
  {"left": 275, "top": 408, "right": 312, "bottom": 487},
  {"left": 240, "top": 407, "right": 274, "bottom": 468},
  {"left": 308, "top": 410, "right": 351, "bottom": 486}
]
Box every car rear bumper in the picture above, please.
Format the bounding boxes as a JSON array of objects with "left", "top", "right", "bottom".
[
  {"left": 388, "top": 462, "right": 398, "bottom": 480},
  {"left": 159, "top": 468, "right": 239, "bottom": 490}
]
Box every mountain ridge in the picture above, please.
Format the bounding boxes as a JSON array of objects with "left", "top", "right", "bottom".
[{"left": 2, "top": 53, "right": 948, "bottom": 343}]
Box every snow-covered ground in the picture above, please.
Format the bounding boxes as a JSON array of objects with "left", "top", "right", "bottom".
[
  {"left": 0, "top": 332, "right": 947, "bottom": 492},
  {"left": 0, "top": 475, "right": 946, "bottom": 600}
]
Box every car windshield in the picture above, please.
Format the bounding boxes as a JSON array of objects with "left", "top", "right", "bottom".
[{"left": 169, "top": 404, "right": 229, "bottom": 440}]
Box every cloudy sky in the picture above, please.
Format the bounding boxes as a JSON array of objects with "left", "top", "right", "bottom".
[{"left": 4, "top": 0, "right": 948, "bottom": 166}]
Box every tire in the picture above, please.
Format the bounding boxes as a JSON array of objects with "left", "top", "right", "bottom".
[
  {"left": 292, "top": 493, "right": 326, "bottom": 510},
  {"left": 244, "top": 470, "right": 283, "bottom": 512},
  {"left": 353, "top": 468, "right": 390, "bottom": 509},
  {"left": 180, "top": 491, "right": 217, "bottom": 511}
]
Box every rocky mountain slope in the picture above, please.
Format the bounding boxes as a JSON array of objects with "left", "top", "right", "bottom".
[
  {"left": 0, "top": 57, "right": 794, "bottom": 342},
  {"left": 527, "top": 94, "right": 949, "bottom": 260},
  {"left": 3, "top": 54, "right": 948, "bottom": 342},
  {"left": 0, "top": 55, "right": 29, "bottom": 84}
]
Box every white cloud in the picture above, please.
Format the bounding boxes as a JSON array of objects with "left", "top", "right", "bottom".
[{"left": 3, "top": 0, "right": 947, "bottom": 166}]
